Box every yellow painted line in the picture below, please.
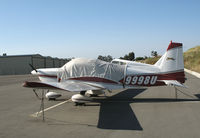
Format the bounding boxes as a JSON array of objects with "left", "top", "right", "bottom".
[{"left": 30, "top": 99, "right": 71, "bottom": 117}]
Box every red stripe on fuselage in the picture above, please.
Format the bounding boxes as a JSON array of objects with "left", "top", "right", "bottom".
[
  {"left": 121, "top": 71, "right": 185, "bottom": 87},
  {"left": 38, "top": 75, "right": 118, "bottom": 84},
  {"left": 158, "top": 71, "right": 185, "bottom": 83},
  {"left": 37, "top": 71, "right": 185, "bottom": 86}
]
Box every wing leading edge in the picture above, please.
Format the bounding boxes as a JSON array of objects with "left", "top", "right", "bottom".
[{"left": 23, "top": 80, "right": 105, "bottom": 92}]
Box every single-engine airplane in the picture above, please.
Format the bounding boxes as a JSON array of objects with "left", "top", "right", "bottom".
[{"left": 23, "top": 41, "right": 186, "bottom": 106}]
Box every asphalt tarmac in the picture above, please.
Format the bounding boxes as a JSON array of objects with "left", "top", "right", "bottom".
[{"left": 0, "top": 73, "right": 200, "bottom": 138}]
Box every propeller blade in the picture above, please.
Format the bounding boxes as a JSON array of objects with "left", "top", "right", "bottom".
[{"left": 29, "top": 64, "right": 38, "bottom": 72}]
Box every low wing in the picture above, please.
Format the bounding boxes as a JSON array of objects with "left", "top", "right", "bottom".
[
  {"left": 160, "top": 80, "right": 187, "bottom": 88},
  {"left": 23, "top": 80, "right": 105, "bottom": 92}
]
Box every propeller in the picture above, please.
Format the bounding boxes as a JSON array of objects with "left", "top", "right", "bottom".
[{"left": 29, "top": 64, "right": 38, "bottom": 72}]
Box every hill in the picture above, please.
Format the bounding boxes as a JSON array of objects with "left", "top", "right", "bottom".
[{"left": 184, "top": 46, "right": 200, "bottom": 73}]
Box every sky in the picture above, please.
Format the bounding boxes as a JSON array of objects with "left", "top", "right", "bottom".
[{"left": 0, "top": 0, "right": 200, "bottom": 59}]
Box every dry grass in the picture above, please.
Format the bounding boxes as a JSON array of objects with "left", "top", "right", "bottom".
[{"left": 184, "top": 46, "right": 200, "bottom": 73}]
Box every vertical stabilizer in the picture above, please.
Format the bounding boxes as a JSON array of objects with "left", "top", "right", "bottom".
[
  {"left": 155, "top": 41, "right": 185, "bottom": 83},
  {"left": 155, "top": 41, "right": 184, "bottom": 72}
]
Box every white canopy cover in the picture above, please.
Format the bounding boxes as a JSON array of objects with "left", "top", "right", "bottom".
[{"left": 60, "top": 58, "right": 125, "bottom": 83}]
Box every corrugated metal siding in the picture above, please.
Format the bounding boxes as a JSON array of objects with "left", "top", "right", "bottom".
[{"left": 0, "top": 55, "right": 69, "bottom": 75}]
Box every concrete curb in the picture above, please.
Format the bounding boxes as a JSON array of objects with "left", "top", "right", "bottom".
[{"left": 184, "top": 68, "right": 200, "bottom": 79}]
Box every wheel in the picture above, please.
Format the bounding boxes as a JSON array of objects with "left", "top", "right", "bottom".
[
  {"left": 80, "top": 91, "right": 86, "bottom": 95},
  {"left": 74, "top": 102, "right": 86, "bottom": 106},
  {"left": 74, "top": 102, "right": 78, "bottom": 106},
  {"left": 48, "top": 98, "right": 56, "bottom": 101}
]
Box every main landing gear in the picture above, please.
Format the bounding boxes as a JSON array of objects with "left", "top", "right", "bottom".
[{"left": 71, "top": 91, "right": 93, "bottom": 106}]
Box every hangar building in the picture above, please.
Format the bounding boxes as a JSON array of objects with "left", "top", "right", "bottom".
[{"left": 0, "top": 54, "right": 70, "bottom": 75}]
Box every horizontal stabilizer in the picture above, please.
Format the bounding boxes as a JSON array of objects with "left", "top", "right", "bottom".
[{"left": 160, "top": 80, "right": 187, "bottom": 88}]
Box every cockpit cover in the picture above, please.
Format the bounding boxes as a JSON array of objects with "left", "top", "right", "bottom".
[{"left": 60, "top": 58, "right": 125, "bottom": 82}]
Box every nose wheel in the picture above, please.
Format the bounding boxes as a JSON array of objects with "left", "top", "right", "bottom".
[{"left": 74, "top": 91, "right": 86, "bottom": 106}]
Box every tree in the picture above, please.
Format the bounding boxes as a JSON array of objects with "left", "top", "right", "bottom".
[
  {"left": 97, "top": 55, "right": 113, "bottom": 62},
  {"left": 128, "top": 52, "right": 135, "bottom": 61},
  {"left": 151, "top": 51, "right": 158, "bottom": 57},
  {"left": 135, "top": 57, "right": 144, "bottom": 61},
  {"left": 120, "top": 52, "right": 135, "bottom": 61}
]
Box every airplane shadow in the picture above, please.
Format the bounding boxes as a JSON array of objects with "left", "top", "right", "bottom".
[
  {"left": 96, "top": 88, "right": 200, "bottom": 130},
  {"left": 195, "top": 94, "right": 200, "bottom": 99},
  {"left": 43, "top": 89, "right": 199, "bottom": 130},
  {"left": 97, "top": 89, "right": 145, "bottom": 130}
]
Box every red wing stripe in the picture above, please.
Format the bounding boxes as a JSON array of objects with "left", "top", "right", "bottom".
[{"left": 23, "top": 81, "right": 64, "bottom": 90}]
